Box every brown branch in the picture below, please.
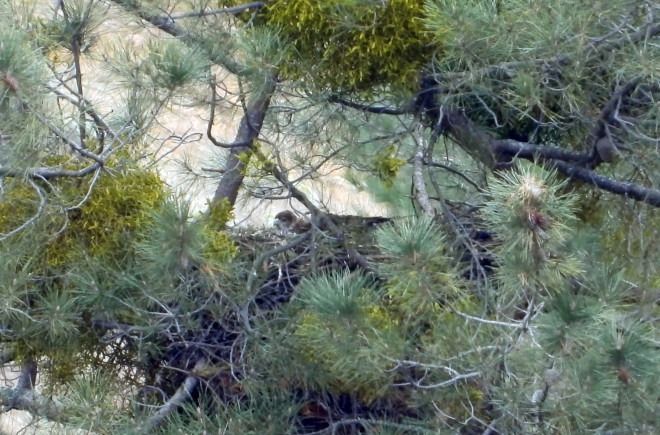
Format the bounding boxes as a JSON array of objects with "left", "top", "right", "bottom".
[
  {"left": 258, "top": 150, "right": 322, "bottom": 217},
  {"left": 592, "top": 78, "right": 642, "bottom": 138},
  {"left": 550, "top": 160, "right": 660, "bottom": 207},
  {"left": 324, "top": 93, "right": 660, "bottom": 207},
  {"left": 492, "top": 140, "right": 588, "bottom": 165},
  {"left": 207, "top": 77, "right": 254, "bottom": 149},
  {"left": 62, "top": 0, "right": 88, "bottom": 149},
  {"left": 26, "top": 103, "right": 104, "bottom": 165},
  {"left": 168, "top": 2, "right": 264, "bottom": 20},
  {"left": 211, "top": 76, "right": 277, "bottom": 208},
  {"left": 586, "top": 78, "right": 643, "bottom": 165},
  {"left": 441, "top": 110, "right": 660, "bottom": 207}
]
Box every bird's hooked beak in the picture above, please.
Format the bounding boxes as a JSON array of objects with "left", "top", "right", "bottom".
[{"left": 273, "top": 217, "right": 287, "bottom": 237}]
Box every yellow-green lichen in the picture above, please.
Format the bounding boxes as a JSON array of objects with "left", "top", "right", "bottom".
[{"left": 222, "top": 0, "right": 436, "bottom": 92}]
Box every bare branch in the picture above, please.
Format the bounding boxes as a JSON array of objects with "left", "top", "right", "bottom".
[
  {"left": 550, "top": 160, "right": 660, "bottom": 207},
  {"left": 0, "top": 163, "right": 100, "bottom": 180},
  {"left": 207, "top": 77, "right": 254, "bottom": 148},
  {"left": 424, "top": 161, "right": 483, "bottom": 191},
  {"left": 147, "top": 359, "right": 206, "bottom": 431},
  {"left": 449, "top": 305, "right": 525, "bottom": 329},
  {"left": 410, "top": 371, "right": 481, "bottom": 390},
  {"left": 169, "top": 2, "right": 264, "bottom": 20}
]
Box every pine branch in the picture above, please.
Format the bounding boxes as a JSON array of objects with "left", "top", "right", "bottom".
[
  {"left": 330, "top": 94, "right": 660, "bottom": 207},
  {"left": 0, "top": 163, "right": 100, "bottom": 179},
  {"left": 549, "top": 160, "right": 660, "bottom": 207},
  {"left": 109, "top": 0, "right": 243, "bottom": 75},
  {"left": 442, "top": 110, "right": 660, "bottom": 207}
]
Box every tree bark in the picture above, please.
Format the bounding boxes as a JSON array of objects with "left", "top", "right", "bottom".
[
  {"left": 440, "top": 110, "right": 660, "bottom": 207},
  {"left": 211, "top": 78, "right": 277, "bottom": 208}
]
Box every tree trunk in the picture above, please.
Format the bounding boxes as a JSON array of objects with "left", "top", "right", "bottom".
[{"left": 212, "top": 78, "right": 276, "bottom": 208}]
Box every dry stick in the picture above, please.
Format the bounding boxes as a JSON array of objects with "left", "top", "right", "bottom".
[
  {"left": 147, "top": 359, "right": 207, "bottom": 432},
  {"left": 246, "top": 231, "right": 311, "bottom": 292}
]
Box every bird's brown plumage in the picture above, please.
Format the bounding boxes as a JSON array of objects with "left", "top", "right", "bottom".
[{"left": 273, "top": 210, "right": 311, "bottom": 236}]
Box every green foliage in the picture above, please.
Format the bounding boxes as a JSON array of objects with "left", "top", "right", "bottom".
[
  {"left": 62, "top": 370, "right": 131, "bottom": 432},
  {"left": 158, "top": 391, "right": 301, "bottom": 435},
  {"left": 0, "top": 155, "right": 168, "bottom": 371},
  {"left": 376, "top": 215, "right": 443, "bottom": 260},
  {"left": 2, "top": 1, "right": 660, "bottom": 433},
  {"left": 482, "top": 163, "right": 582, "bottom": 297},
  {"left": 292, "top": 270, "right": 404, "bottom": 401},
  {"left": 422, "top": 0, "right": 652, "bottom": 150},
  {"left": 145, "top": 40, "right": 211, "bottom": 90},
  {"left": 242, "top": 0, "right": 435, "bottom": 91},
  {"left": 0, "top": 24, "right": 49, "bottom": 167},
  {"left": 137, "top": 198, "right": 237, "bottom": 288},
  {"left": 479, "top": 171, "right": 660, "bottom": 433},
  {"left": 34, "top": 0, "right": 106, "bottom": 52},
  {"left": 136, "top": 199, "right": 207, "bottom": 281},
  {"left": 0, "top": 27, "right": 46, "bottom": 95},
  {"left": 0, "top": 158, "right": 167, "bottom": 269},
  {"left": 376, "top": 216, "right": 461, "bottom": 320},
  {"left": 589, "top": 198, "right": 660, "bottom": 285}
]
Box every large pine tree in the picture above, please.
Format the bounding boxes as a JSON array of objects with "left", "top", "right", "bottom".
[{"left": 1, "top": 0, "right": 659, "bottom": 433}]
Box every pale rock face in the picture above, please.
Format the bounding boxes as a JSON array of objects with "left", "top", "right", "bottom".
[{"left": 0, "top": 410, "right": 33, "bottom": 435}]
